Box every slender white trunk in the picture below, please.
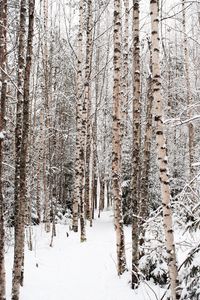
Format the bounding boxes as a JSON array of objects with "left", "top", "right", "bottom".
[
  {"left": 43, "top": 0, "right": 51, "bottom": 233},
  {"left": 182, "top": 0, "right": 194, "bottom": 180},
  {"left": 84, "top": 0, "right": 93, "bottom": 221},
  {"left": 122, "top": 0, "right": 129, "bottom": 136},
  {"left": 73, "top": 0, "right": 86, "bottom": 242},
  {"left": 131, "top": 0, "right": 141, "bottom": 288},
  {"left": 139, "top": 39, "right": 153, "bottom": 251},
  {"left": 112, "top": 0, "right": 126, "bottom": 276},
  {"left": 12, "top": 1, "right": 27, "bottom": 298},
  {"left": 150, "top": 1, "right": 180, "bottom": 299},
  {"left": 0, "top": 0, "right": 7, "bottom": 298}
]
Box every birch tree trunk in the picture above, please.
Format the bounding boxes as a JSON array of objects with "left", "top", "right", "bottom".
[
  {"left": 182, "top": 0, "right": 194, "bottom": 180},
  {"left": 84, "top": 0, "right": 93, "bottom": 221},
  {"left": 79, "top": 0, "right": 87, "bottom": 242},
  {"left": 150, "top": 1, "right": 180, "bottom": 299},
  {"left": 72, "top": 0, "right": 83, "bottom": 232},
  {"left": 36, "top": 111, "right": 42, "bottom": 223},
  {"left": 131, "top": 0, "right": 141, "bottom": 288},
  {"left": 34, "top": 2, "right": 42, "bottom": 224},
  {"left": 0, "top": 0, "right": 7, "bottom": 298},
  {"left": 73, "top": 0, "right": 86, "bottom": 242},
  {"left": 12, "top": 0, "right": 36, "bottom": 298},
  {"left": 91, "top": 110, "right": 97, "bottom": 220},
  {"left": 139, "top": 38, "right": 153, "bottom": 252},
  {"left": 12, "top": 1, "right": 27, "bottom": 298},
  {"left": 91, "top": 10, "right": 100, "bottom": 218},
  {"left": 112, "top": 0, "right": 126, "bottom": 276},
  {"left": 122, "top": 0, "right": 129, "bottom": 136},
  {"left": 98, "top": 174, "right": 105, "bottom": 218},
  {"left": 43, "top": 0, "right": 51, "bottom": 233},
  {"left": 20, "top": 0, "right": 35, "bottom": 274}
]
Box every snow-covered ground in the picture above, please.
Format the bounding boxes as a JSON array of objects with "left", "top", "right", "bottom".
[{"left": 5, "top": 211, "right": 166, "bottom": 300}]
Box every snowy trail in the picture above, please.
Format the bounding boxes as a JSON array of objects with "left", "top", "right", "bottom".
[{"left": 5, "top": 211, "right": 162, "bottom": 300}]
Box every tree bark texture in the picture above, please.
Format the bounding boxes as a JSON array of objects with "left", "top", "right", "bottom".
[
  {"left": 12, "top": 0, "right": 27, "bottom": 298},
  {"left": 43, "top": 0, "right": 51, "bottom": 233},
  {"left": 150, "top": 1, "right": 180, "bottom": 299},
  {"left": 112, "top": 0, "right": 126, "bottom": 276},
  {"left": 91, "top": 12, "right": 100, "bottom": 218},
  {"left": 131, "top": 0, "right": 141, "bottom": 289},
  {"left": 139, "top": 38, "right": 153, "bottom": 252},
  {"left": 121, "top": 0, "right": 129, "bottom": 136},
  {"left": 182, "top": 0, "right": 194, "bottom": 181},
  {"left": 73, "top": 0, "right": 86, "bottom": 242},
  {"left": 0, "top": 0, "right": 7, "bottom": 298},
  {"left": 84, "top": 0, "right": 93, "bottom": 221},
  {"left": 12, "top": 0, "right": 35, "bottom": 298},
  {"left": 91, "top": 116, "right": 97, "bottom": 219}
]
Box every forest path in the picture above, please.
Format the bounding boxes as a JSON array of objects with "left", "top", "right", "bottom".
[{"left": 6, "top": 211, "right": 161, "bottom": 300}]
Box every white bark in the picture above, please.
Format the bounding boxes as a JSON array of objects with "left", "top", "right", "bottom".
[
  {"left": 112, "top": 0, "right": 126, "bottom": 276},
  {"left": 73, "top": 0, "right": 86, "bottom": 242},
  {"left": 150, "top": 1, "right": 180, "bottom": 299},
  {"left": 182, "top": 0, "right": 194, "bottom": 180},
  {"left": 131, "top": 0, "right": 141, "bottom": 289}
]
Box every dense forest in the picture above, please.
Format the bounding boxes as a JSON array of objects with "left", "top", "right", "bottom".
[{"left": 0, "top": 0, "right": 200, "bottom": 299}]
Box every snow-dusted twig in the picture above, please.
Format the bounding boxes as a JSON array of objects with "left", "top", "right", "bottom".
[
  {"left": 0, "top": 66, "right": 23, "bottom": 95},
  {"left": 132, "top": 268, "right": 159, "bottom": 300},
  {"left": 164, "top": 115, "right": 200, "bottom": 126}
]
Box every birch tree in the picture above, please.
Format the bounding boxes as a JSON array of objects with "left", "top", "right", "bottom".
[
  {"left": 12, "top": 0, "right": 35, "bottom": 298},
  {"left": 43, "top": 0, "right": 51, "bottom": 233},
  {"left": 112, "top": 0, "right": 126, "bottom": 275},
  {"left": 131, "top": 0, "right": 141, "bottom": 288},
  {"left": 73, "top": 0, "right": 86, "bottom": 242},
  {"left": 139, "top": 38, "right": 153, "bottom": 252},
  {"left": 12, "top": 1, "right": 27, "bottom": 298},
  {"left": 122, "top": 0, "right": 129, "bottom": 135},
  {"left": 182, "top": 0, "right": 194, "bottom": 180},
  {"left": 150, "top": 0, "right": 180, "bottom": 299},
  {"left": 21, "top": 0, "right": 35, "bottom": 251},
  {"left": 84, "top": 0, "right": 93, "bottom": 221},
  {"left": 90, "top": 6, "right": 100, "bottom": 220},
  {"left": 0, "top": 0, "right": 7, "bottom": 298}
]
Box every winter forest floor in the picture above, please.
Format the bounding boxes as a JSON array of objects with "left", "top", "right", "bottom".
[{"left": 4, "top": 210, "right": 168, "bottom": 300}]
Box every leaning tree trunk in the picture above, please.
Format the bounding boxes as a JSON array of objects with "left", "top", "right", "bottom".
[
  {"left": 12, "top": 0, "right": 27, "bottom": 299},
  {"left": 112, "top": 0, "right": 126, "bottom": 276},
  {"left": 0, "top": 0, "right": 7, "bottom": 299},
  {"left": 150, "top": 1, "right": 180, "bottom": 299}
]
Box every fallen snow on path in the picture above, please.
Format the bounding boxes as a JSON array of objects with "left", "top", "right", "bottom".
[{"left": 6, "top": 211, "right": 163, "bottom": 300}]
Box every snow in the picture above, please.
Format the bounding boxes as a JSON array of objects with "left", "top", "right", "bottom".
[
  {"left": 0, "top": 131, "right": 5, "bottom": 140},
  {"left": 5, "top": 211, "right": 164, "bottom": 300},
  {"left": 192, "top": 162, "right": 200, "bottom": 167}
]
